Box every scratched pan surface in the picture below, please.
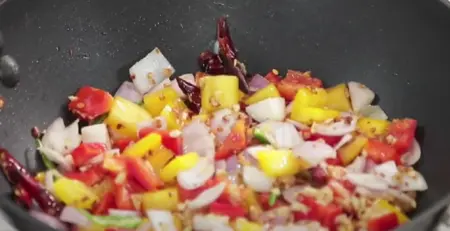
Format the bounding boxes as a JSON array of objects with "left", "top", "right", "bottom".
[{"left": 1, "top": 0, "right": 450, "bottom": 230}]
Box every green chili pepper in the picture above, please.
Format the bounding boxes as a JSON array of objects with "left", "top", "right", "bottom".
[
  {"left": 268, "top": 188, "right": 281, "bottom": 207},
  {"left": 91, "top": 113, "right": 109, "bottom": 125},
  {"left": 79, "top": 209, "right": 143, "bottom": 229},
  {"left": 35, "top": 139, "right": 56, "bottom": 170}
]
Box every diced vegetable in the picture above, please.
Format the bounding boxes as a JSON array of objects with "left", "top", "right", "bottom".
[
  {"left": 123, "top": 133, "right": 162, "bottom": 158},
  {"left": 209, "top": 202, "right": 247, "bottom": 219},
  {"left": 114, "top": 81, "right": 143, "bottom": 104},
  {"left": 129, "top": 47, "right": 175, "bottom": 94},
  {"left": 365, "top": 139, "right": 399, "bottom": 164},
  {"left": 357, "top": 117, "right": 390, "bottom": 138},
  {"left": 81, "top": 124, "right": 111, "bottom": 149},
  {"left": 187, "top": 182, "right": 226, "bottom": 209},
  {"left": 244, "top": 83, "right": 280, "bottom": 105},
  {"left": 387, "top": 118, "right": 417, "bottom": 154},
  {"left": 326, "top": 83, "right": 352, "bottom": 111},
  {"left": 147, "top": 148, "right": 175, "bottom": 175},
  {"left": 255, "top": 121, "right": 304, "bottom": 149},
  {"left": 290, "top": 107, "right": 340, "bottom": 125},
  {"left": 105, "top": 96, "right": 152, "bottom": 138},
  {"left": 71, "top": 143, "right": 106, "bottom": 167},
  {"left": 159, "top": 99, "right": 188, "bottom": 130},
  {"left": 53, "top": 177, "right": 98, "bottom": 209},
  {"left": 68, "top": 86, "right": 114, "bottom": 121},
  {"left": 242, "top": 165, "right": 274, "bottom": 192},
  {"left": 348, "top": 81, "right": 375, "bottom": 112},
  {"left": 171, "top": 73, "right": 196, "bottom": 97},
  {"left": 256, "top": 149, "right": 308, "bottom": 177},
  {"left": 139, "top": 128, "right": 183, "bottom": 155},
  {"left": 126, "top": 157, "right": 163, "bottom": 190},
  {"left": 142, "top": 188, "right": 179, "bottom": 211},
  {"left": 160, "top": 152, "right": 199, "bottom": 183},
  {"left": 177, "top": 157, "right": 215, "bottom": 190},
  {"left": 276, "top": 70, "right": 323, "bottom": 101},
  {"left": 246, "top": 97, "right": 286, "bottom": 122},
  {"left": 143, "top": 87, "right": 179, "bottom": 116},
  {"left": 291, "top": 87, "right": 328, "bottom": 109},
  {"left": 293, "top": 141, "right": 336, "bottom": 166},
  {"left": 201, "top": 75, "right": 239, "bottom": 112},
  {"left": 215, "top": 119, "right": 247, "bottom": 160},
  {"left": 233, "top": 218, "right": 263, "bottom": 231},
  {"left": 367, "top": 212, "right": 399, "bottom": 231},
  {"left": 359, "top": 105, "right": 388, "bottom": 120},
  {"left": 337, "top": 136, "right": 368, "bottom": 165},
  {"left": 146, "top": 210, "right": 177, "bottom": 231}
]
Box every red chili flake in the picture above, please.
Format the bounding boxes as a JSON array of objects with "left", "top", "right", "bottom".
[
  {"left": 0, "top": 96, "right": 4, "bottom": 109},
  {"left": 116, "top": 124, "right": 124, "bottom": 130}
]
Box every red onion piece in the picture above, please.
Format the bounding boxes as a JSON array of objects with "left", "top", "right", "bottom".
[
  {"left": 248, "top": 74, "right": 270, "bottom": 92},
  {"left": 59, "top": 206, "right": 90, "bottom": 227},
  {"left": 31, "top": 210, "right": 68, "bottom": 231},
  {"left": 114, "top": 81, "right": 143, "bottom": 104}
]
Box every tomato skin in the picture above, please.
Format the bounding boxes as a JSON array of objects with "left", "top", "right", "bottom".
[
  {"left": 138, "top": 128, "right": 183, "bottom": 155},
  {"left": 215, "top": 120, "right": 247, "bottom": 160},
  {"left": 209, "top": 202, "right": 247, "bottom": 219},
  {"left": 294, "top": 196, "right": 343, "bottom": 230},
  {"left": 387, "top": 119, "right": 417, "bottom": 154},
  {"left": 92, "top": 191, "right": 115, "bottom": 215},
  {"left": 114, "top": 184, "right": 134, "bottom": 210},
  {"left": 177, "top": 178, "right": 220, "bottom": 201},
  {"left": 126, "top": 157, "right": 163, "bottom": 191},
  {"left": 367, "top": 213, "right": 399, "bottom": 231},
  {"left": 64, "top": 166, "right": 105, "bottom": 186},
  {"left": 68, "top": 86, "right": 113, "bottom": 120},
  {"left": 366, "top": 139, "right": 399, "bottom": 164},
  {"left": 71, "top": 143, "right": 107, "bottom": 167},
  {"left": 265, "top": 71, "right": 281, "bottom": 84},
  {"left": 276, "top": 70, "right": 323, "bottom": 101}
]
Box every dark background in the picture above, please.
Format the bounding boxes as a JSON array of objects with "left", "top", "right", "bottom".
[{"left": 1, "top": 0, "right": 450, "bottom": 222}]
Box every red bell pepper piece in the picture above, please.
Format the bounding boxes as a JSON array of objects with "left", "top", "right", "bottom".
[
  {"left": 367, "top": 212, "right": 399, "bottom": 231},
  {"left": 294, "top": 196, "right": 343, "bottom": 230},
  {"left": 0, "top": 149, "right": 64, "bottom": 216},
  {"left": 113, "top": 138, "right": 135, "bottom": 153},
  {"left": 276, "top": 70, "right": 323, "bottom": 101},
  {"left": 215, "top": 120, "right": 247, "bottom": 160},
  {"left": 126, "top": 157, "right": 163, "bottom": 191},
  {"left": 138, "top": 128, "right": 183, "bottom": 155},
  {"left": 114, "top": 184, "right": 135, "bottom": 210},
  {"left": 71, "top": 143, "right": 107, "bottom": 167},
  {"left": 178, "top": 178, "right": 221, "bottom": 202},
  {"left": 64, "top": 166, "right": 105, "bottom": 186},
  {"left": 209, "top": 202, "right": 247, "bottom": 219},
  {"left": 126, "top": 178, "right": 147, "bottom": 194},
  {"left": 366, "top": 139, "right": 400, "bottom": 164},
  {"left": 92, "top": 191, "right": 116, "bottom": 215},
  {"left": 68, "top": 86, "right": 114, "bottom": 121},
  {"left": 325, "top": 158, "right": 342, "bottom": 166},
  {"left": 265, "top": 70, "right": 281, "bottom": 84},
  {"left": 302, "top": 129, "right": 342, "bottom": 146},
  {"left": 387, "top": 118, "right": 417, "bottom": 154}
]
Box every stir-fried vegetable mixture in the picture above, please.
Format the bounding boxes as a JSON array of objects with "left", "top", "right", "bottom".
[{"left": 0, "top": 17, "right": 426, "bottom": 231}]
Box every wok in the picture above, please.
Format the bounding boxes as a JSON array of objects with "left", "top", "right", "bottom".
[{"left": 1, "top": 0, "right": 450, "bottom": 230}]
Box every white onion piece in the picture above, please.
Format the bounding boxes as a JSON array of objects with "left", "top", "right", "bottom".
[
  {"left": 187, "top": 182, "right": 226, "bottom": 209},
  {"left": 136, "top": 222, "right": 153, "bottom": 231},
  {"left": 59, "top": 206, "right": 90, "bottom": 226},
  {"left": 373, "top": 161, "right": 398, "bottom": 186},
  {"left": 285, "top": 101, "right": 293, "bottom": 115},
  {"left": 359, "top": 105, "right": 388, "bottom": 120},
  {"left": 193, "top": 214, "right": 233, "bottom": 231},
  {"left": 398, "top": 170, "right": 428, "bottom": 191},
  {"left": 210, "top": 108, "right": 238, "bottom": 142},
  {"left": 245, "top": 97, "right": 286, "bottom": 122},
  {"left": 177, "top": 158, "right": 215, "bottom": 190},
  {"left": 129, "top": 47, "right": 175, "bottom": 94},
  {"left": 243, "top": 166, "right": 274, "bottom": 192},
  {"left": 282, "top": 186, "right": 307, "bottom": 204},
  {"left": 364, "top": 159, "right": 377, "bottom": 173},
  {"left": 346, "top": 156, "right": 366, "bottom": 173},
  {"left": 334, "top": 134, "right": 353, "bottom": 150},
  {"left": 401, "top": 139, "right": 421, "bottom": 166},
  {"left": 182, "top": 121, "right": 215, "bottom": 158},
  {"left": 348, "top": 81, "right": 375, "bottom": 112},
  {"left": 63, "top": 119, "right": 81, "bottom": 154},
  {"left": 244, "top": 145, "right": 273, "bottom": 159},
  {"left": 137, "top": 116, "right": 168, "bottom": 132},
  {"left": 30, "top": 210, "right": 68, "bottom": 231},
  {"left": 346, "top": 173, "right": 389, "bottom": 191},
  {"left": 146, "top": 210, "right": 177, "bottom": 231},
  {"left": 108, "top": 209, "right": 139, "bottom": 217},
  {"left": 171, "top": 73, "right": 196, "bottom": 97},
  {"left": 42, "top": 117, "right": 67, "bottom": 154},
  {"left": 81, "top": 123, "right": 111, "bottom": 149},
  {"left": 293, "top": 141, "right": 336, "bottom": 166},
  {"left": 285, "top": 119, "right": 309, "bottom": 130},
  {"left": 272, "top": 122, "right": 304, "bottom": 149},
  {"left": 115, "top": 81, "right": 143, "bottom": 103},
  {"left": 385, "top": 189, "right": 417, "bottom": 209},
  {"left": 311, "top": 116, "right": 357, "bottom": 137},
  {"left": 37, "top": 147, "right": 72, "bottom": 171},
  {"left": 148, "top": 78, "right": 171, "bottom": 94},
  {"left": 46, "top": 117, "right": 66, "bottom": 132}
]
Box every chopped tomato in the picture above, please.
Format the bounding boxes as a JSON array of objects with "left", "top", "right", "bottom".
[
  {"left": 325, "top": 158, "right": 342, "bottom": 166},
  {"left": 126, "top": 178, "right": 147, "bottom": 194},
  {"left": 366, "top": 139, "right": 399, "bottom": 164},
  {"left": 367, "top": 213, "right": 399, "bottom": 231},
  {"left": 319, "top": 203, "right": 343, "bottom": 231},
  {"left": 177, "top": 178, "right": 221, "bottom": 201},
  {"left": 276, "top": 70, "right": 323, "bottom": 101},
  {"left": 294, "top": 196, "right": 342, "bottom": 230},
  {"left": 114, "top": 184, "right": 134, "bottom": 210},
  {"left": 64, "top": 166, "right": 105, "bottom": 186},
  {"left": 215, "top": 120, "right": 247, "bottom": 160},
  {"left": 138, "top": 128, "right": 183, "bottom": 155},
  {"left": 71, "top": 143, "right": 107, "bottom": 167},
  {"left": 92, "top": 192, "right": 115, "bottom": 215},
  {"left": 258, "top": 192, "right": 287, "bottom": 210},
  {"left": 265, "top": 70, "right": 281, "bottom": 84},
  {"left": 387, "top": 119, "right": 417, "bottom": 154},
  {"left": 113, "top": 138, "right": 135, "bottom": 152},
  {"left": 68, "top": 86, "right": 114, "bottom": 120},
  {"left": 209, "top": 202, "right": 247, "bottom": 219},
  {"left": 126, "top": 158, "right": 163, "bottom": 191}
]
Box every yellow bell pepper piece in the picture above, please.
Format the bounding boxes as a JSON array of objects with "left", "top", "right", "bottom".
[
  {"left": 242, "top": 188, "right": 263, "bottom": 218},
  {"left": 102, "top": 155, "right": 126, "bottom": 173},
  {"left": 326, "top": 83, "right": 352, "bottom": 112},
  {"left": 105, "top": 96, "right": 152, "bottom": 138},
  {"left": 142, "top": 187, "right": 179, "bottom": 211},
  {"left": 244, "top": 84, "right": 280, "bottom": 105},
  {"left": 239, "top": 90, "right": 247, "bottom": 101},
  {"left": 53, "top": 178, "right": 98, "bottom": 209},
  {"left": 337, "top": 136, "right": 368, "bottom": 165},
  {"left": 143, "top": 87, "right": 179, "bottom": 116},
  {"left": 174, "top": 214, "right": 183, "bottom": 231},
  {"left": 357, "top": 117, "right": 390, "bottom": 138},
  {"left": 256, "top": 150, "right": 309, "bottom": 177},
  {"left": 372, "top": 199, "right": 409, "bottom": 224},
  {"left": 35, "top": 172, "right": 46, "bottom": 184},
  {"left": 233, "top": 218, "right": 263, "bottom": 231},
  {"left": 160, "top": 99, "right": 188, "bottom": 130},
  {"left": 160, "top": 152, "right": 200, "bottom": 183},
  {"left": 290, "top": 107, "right": 340, "bottom": 125},
  {"left": 292, "top": 87, "right": 328, "bottom": 109},
  {"left": 201, "top": 75, "right": 239, "bottom": 112},
  {"left": 123, "top": 133, "right": 162, "bottom": 158},
  {"left": 147, "top": 148, "right": 175, "bottom": 176}
]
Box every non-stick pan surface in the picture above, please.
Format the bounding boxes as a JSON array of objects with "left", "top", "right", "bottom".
[{"left": 1, "top": 0, "right": 450, "bottom": 230}]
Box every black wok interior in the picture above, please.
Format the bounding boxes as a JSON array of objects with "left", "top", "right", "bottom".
[{"left": 1, "top": 0, "right": 450, "bottom": 230}]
